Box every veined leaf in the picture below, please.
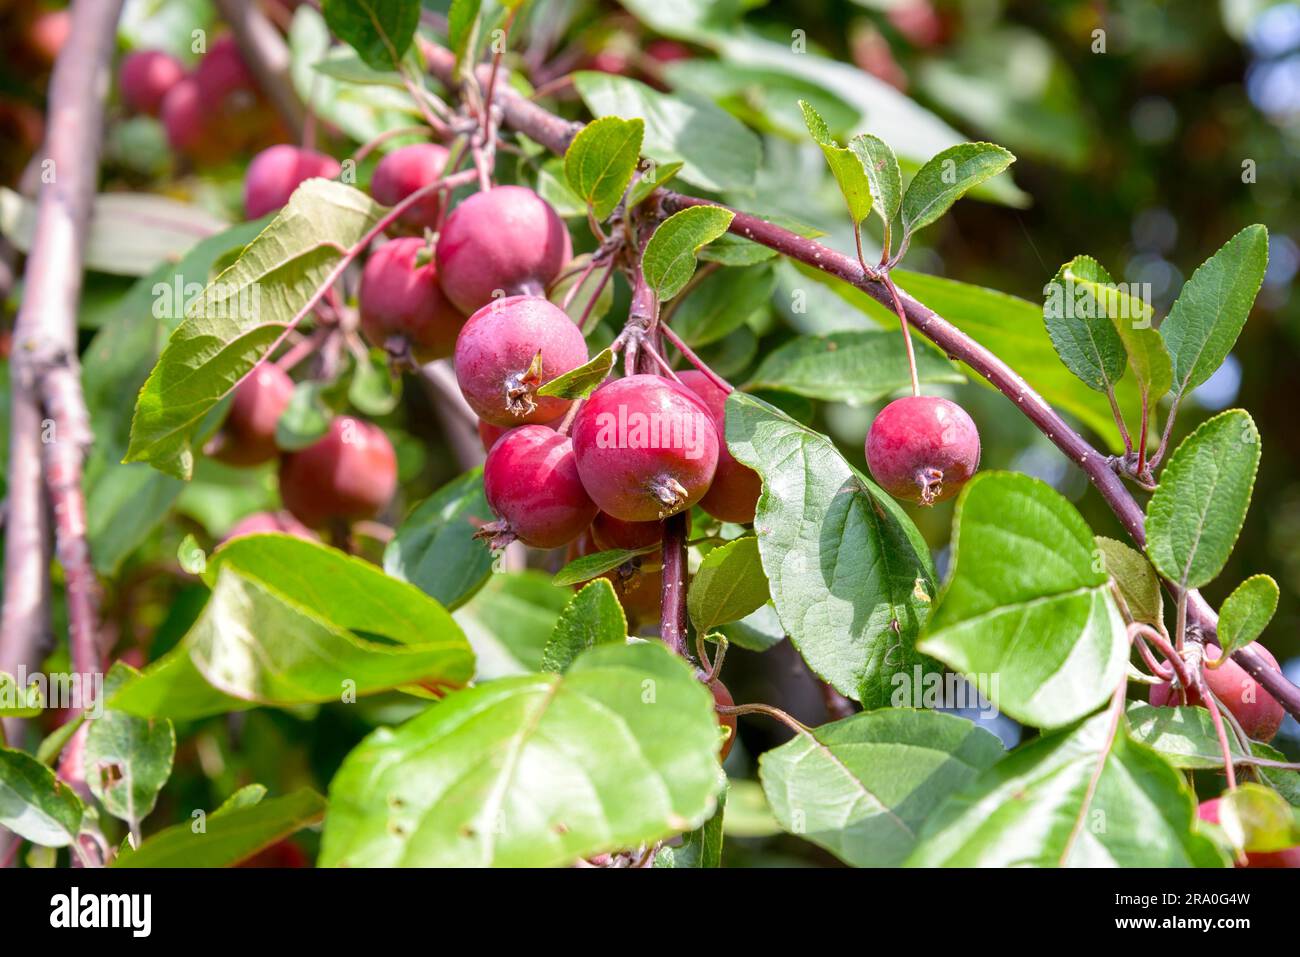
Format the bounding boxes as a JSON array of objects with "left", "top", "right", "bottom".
[
  {"left": 0, "top": 748, "right": 85, "bottom": 848},
  {"left": 901, "top": 142, "right": 1015, "bottom": 236},
  {"left": 564, "top": 116, "right": 645, "bottom": 220},
  {"left": 687, "top": 536, "right": 770, "bottom": 634},
  {"left": 321, "top": 0, "right": 420, "bottom": 71},
  {"left": 536, "top": 348, "right": 615, "bottom": 399},
  {"left": 849, "top": 133, "right": 902, "bottom": 230},
  {"left": 799, "top": 100, "right": 872, "bottom": 225},
  {"left": 1214, "top": 575, "right": 1279, "bottom": 661},
  {"left": 1094, "top": 536, "right": 1163, "bottom": 627},
  {"left": 540, "top": 578, "right": 628, "bottom": 673},
  {"left": 642, "top": 206, "right": 735, "bottom": 300}
]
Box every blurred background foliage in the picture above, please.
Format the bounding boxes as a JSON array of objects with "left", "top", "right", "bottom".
[{"left": 2, "top": 0, "right": 1299, "bottom": 865}]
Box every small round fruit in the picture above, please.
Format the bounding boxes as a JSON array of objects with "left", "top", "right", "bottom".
[
  {"left": 1150, "top": 643, "right": 1285, "bottom": 742},
  {"left": 703, "top": 674, "right": 737, "bottom": 761},
  {"left": 370, "top": 143, "right": 450, "bottom": 232},
  {"left": 453, "top": 295, "right": 588, "bottom": 427},
  {"left": 208, "top": 362, "right": 294, "bottom": 467},
  {"left": 477, "top": 416, "right": 561, "bottom": 453},
  {"left": 279, "top": 416, "right": 397, "bottom": 527},
  {"left": 359, "top": 237, "right": 465, "bottom": 362},
  {"left": 194, "top": 35, "right": 253, "bottom": 103},
  {"left": 435, "top": 186, "right": 572, "bottom": 314},
  {"left": 119, "top": 50, "right": 187, "bottom": 116},
  {"left": 677, "top": 369, "right": 761, "bottom": 523},
  {"left": 1198, "top": 799, "right": 1300, "bottom": 868},
  {"left": 481, "top": 426, "right": 597, "bottom": 549},
  {"left": 160, "top": 77, "right": 206, "bottom": 154},
  {"left": 590, "top": 512, "right": 662, "bottom": 552},
  {"left": 222, "top": 510, "right": 317, "bottom": 545},
  {"left": 866, "top": 395, "right": 980, "bottom": 506},
  {"left": 572, "top": 374, "right": 719, "bottom": 522},
  {"left": 244, "top": 144, "right": 341, "bottom": 219}
]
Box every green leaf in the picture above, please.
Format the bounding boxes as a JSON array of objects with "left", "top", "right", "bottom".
[
  {"left": 0, "top": 671, "right": 44, "bottom": 717},
  {"left": 798, "top": 100, "right": 872, "bottom": 225},
  {"left": 655, "top": 787, "right": 726, "bottom": 867},
  {"left": 536, "top": 348, "right": 615, "bottom": 399},
  {"left": 1214, "top": 575, "right": 1279, "bottom": 661},
  {"left": 1094, "top": 536, "right": 1163, "bottom": 627},
  {"left": 726, "top": 394, "right": 939, "bottom": 707},
  {"left": 384, "top": 469, "right": 495, "bottom": 610},
  {"left": 907, "top": 713, "right": 1225, "bottom": 867},
  {"left": 745, "top": 330, "right": 962, "bottom": 404},
  {"left": 321, "top": 0, "right": 419, "bottom": 71},
  {"left": 552, "top": 546, "right": 660, "bottom": 587},
  {"left": 110, "top": 535, "right": 475, "bottom": 719},
  {"left": 642, "top": 206, "right": 736, "bottom": 301},
  {"left": 1126, "top": 703, "right": 1251, "bottom": 769},
  {"left": 540, "top": 579, "right": 628, "bottom": 673},
  {"left": 446, "top": 0, "right": 482, "bottom": 60},
  {"left": 718, "top": 603, "right": 786, "bottom": 653},
  {"left": 214, "top": 783, "right": 268, "bottom": 816},
  {"left": 320, "top": 642, "right": 724, "bottom": 867},
  {"left": 84, "top": 663, "right": 176, "bottom": 829},
  {"left": 1218, "top": 783, "right": 1300, "bottom": 853},
  {"left": 573, "top": 71, "right": 760, "bottom": 193},
  {"left": 760, "top": 710, "right": 1003, "bottom": 867},
  {"left": 1042, "top": 256, "right": 1128, "bottom": 394},
  {"left": 668, "top": 263, "right": 775, "bottom": 348},
  {"left": 1161, "top": 225, "right": 1269, "bottom": 400},
  {"left": 900, "top": 142, "right": 1016, "bottom": 237},
  {"left": 454, "top": 571, "right": 571, "bottom": 678},
  {"left": 126, "top": 181, "right": 383, "bottom": 479},
  {"left": 114, "top": 788, "right": 325, "bottom": 867},
  {"left": 348, "top": 348, "right": 401, "bottom": 416},
  {"left": 687, "top": 536, "right": 769, "bottom": 634},
  {"left": 563, "top": 116, "right": 645, "bottom": 220},
  {"left": 919, "top": 472, "right": 1128, "bottom": 729},
  {"left": 273, "top": 379, "right": 333, "bottom": 452},
  {"left": 627, "top": 159, "right": 683, "bottom": 208},
  {"left": 0, "top": 748, "right": 84, "bottom": 848},
  {"left": 1145, "top": 409, "right": 1260, "bottom": 589},
  {"left": 848, "top": 134, "right": 902, "bottom": 229}
]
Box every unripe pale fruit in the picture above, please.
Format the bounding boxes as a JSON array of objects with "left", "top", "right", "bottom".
[
  {"left": 481, "top": 426, "right": 597, "bottom": 549},
  {"left": 590, "top": 512, "right": 662, "bottom": 552},
  {"left": 1198, "top": 799, "right": 1300, "bottom": 867},
  {"left": 222, "top": 510, "right": 317, "bottom": 545},
  {"left": 119, "top": 50, "right": 187, "bottom": 116},
  {"left": 359, "top": 238, "right": 465, "bottom": 362},
  {"left": 453, "top": 295, "right": 588, "bottom": 426},
  {"left": 207, "top": 362, "right": 294, "bottom": 467},
  {"left": 435, "top": 186, "right": 572, "bottom": 314},
  {"left": 677, "top": 369, "right": 761, "bottom": 523},
  {"left": 370, "top": 143, "right": 450, "bottom": 232},
  {"left": 866, "top": 395, "right": 980, "bottom": 506},
  {"left": 572, "top": 374, "right": 719, "bottom": 522},
  {"left": 279, "top": 417, "right": 397, "bottom": 528},
  {"left": 244, "top": 145, "right": 342, "bottom": 219},
  {"left": 1150, "top": 643, "right": 1285, "bottom": 742},
  {"left": 194, "top": 35, "right": 253, "bottom": 103}
]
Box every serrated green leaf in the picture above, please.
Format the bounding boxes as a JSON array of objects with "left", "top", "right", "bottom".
[
  {"left": 274, "top": 380, "right": 333, "bottom": 452},
  {"left": 906, "top": 713, "right": 1225, "bottom": 867},
  {"left": 321, "top": 0, "right": 420, "bottom": 71},
  {"left": 848, "top": 134, "right": 902, "bottom": 230},
  {"left": 655, "top": 787, "right": 726, "bottom": 867},
  {"left": 1126, "top": 703, "right": 1251, "bottom": 769},
  {"left": 320, "top": 642, "right": 724, "bottom": 867},
  {"left": 627, "top": 160, "right": 683, "bottom": 208},
  {"left": 1215, "top": 574, "right": 1279, "bottom": 661},
  {"left": 687, "top": 536, "right": 769, "bottom": 634},
  {"left": 642, "top": 206, "right": 736, "bottom": 300},
  {"left": 552, "top": 546, "right": 660, "bottom": 587},
  {"left": 563, "top": 116, "right": 645, "bottom": 220},
  {"left": 1042, "top": 256, "right": 1128, "bottom": 394},
  {"left": 84, "top": 663, "right": 176, "bottom": 829},
  {"left": 1161, "top": 225, "right": 1269, "bottom": 400},
  {"left": 799, "top": 100, "right": 872, "bottom": 225},
  {"left": 1094, "top": 536, "right": 1163, "bottom": 627},
  {"left": 718, "top": 603, "right": 786, "bottom": 652},
  {"left": 446, "top": 0, "right": 482, "bottom": 59},
  {"left": 1145, "top": 409, "right": 1260, "bottom": 589},
  {"left": 726, "top": 394, "right": 939, "bottom": 707},
  {"left": 536, "top": 348, "right": 615, "bottom": 399},
  {"left": 0, "top": 748, "right": 84, "bottom": 848},
  {"left": 0, "top": 672, "right": 44, "bottom": 717},
  {"left": 919, "top": 472, "right": 1128, "bottom": 729},
  {"left": 901, "top": 142, "right": 1016, "bottom": 236},
  {"left": 540, "top": 579, "right": 627, "bottom": 673},
  {"left": 760, "top": 709, "right": 1003, "bottom": 867}
]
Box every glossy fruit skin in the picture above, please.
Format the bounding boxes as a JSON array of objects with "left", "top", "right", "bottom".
[
  {"left": 359, "top": 238, "right": 465, "bottom": 362},
  {"left": 572, "top": 375, "right": 719, "bottom": 522},
  {"left": 866, "top": 395, "right": 980, "bottom": 506},
  {"left": 453, "top": 295, "right": 588, "bottom": 427},
  {"left": 222, "top": 510, "right": 317, "bottom": 545},
  {"left": 483, "top": 426, "right": 597, "bottom": 549},
  {"left": 209, "top": 363, "right": 294, "bottom": 467},
  {"left": 435, "top": 186, "right": 572, "bottom": 314},
  {"left": 245, "top": 145, "right": 342, "bottom": 219},
  {"left": 370, "top": 143, "right": 449, "bottom": 232},
  {"left": 279, "top": 417, "right": 398, "bottom": 528},
  {"left": 194, "top": 35, "right": 253, "bottom": 103},
  {"left": 160, "top": 77, "right": 206, "bottom": 154},
  {"left": 677, "top": 370, "right": 761, "bottom": 523},
  {"left": 477, "top": 416, "right": 560, "bottom": 453},
  {"left": 590, "top": 512, "right": 662, "bottom": 552},
  {"left": 704, "top": 675, "right": 737, "bottom": 761},
  {"left": 1150, "top": 643, "right": 1285, "bottom": 742},
  {"left": 1198, "top": 799, "right": 1300, "bottom": 867},
  {"left": 119, "top": 51, "right": 186, "bottom": 116}
]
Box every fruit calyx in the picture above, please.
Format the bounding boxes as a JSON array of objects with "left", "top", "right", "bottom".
[{"left": 504, "top": 350, "right": 546, "bottom": 417}]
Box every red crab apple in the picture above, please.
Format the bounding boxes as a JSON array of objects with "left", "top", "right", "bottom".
[
  {"left": 572, "top": 374, "right": 719, "bottom": 522},
  {"left": 279, "top": 416, "right": 397, "bottom": 528},
  {"left": 119, "top": 50, "right": 186, "bottom": 116},
  {"left": 359, "top": 237, "right": 465, "bottom": 363},
  {"left": 370, "top": 143, "right": 450, "bottom": 233},
  {"left": 160, "top": 78, "right": 207, "bottom": 154},
  {"left": 244, "top": 144, "right": 341, "bottom": 219},
  {"left": 866, "top": 395, "right": 980, "bottom": 505},
  {"left": 207, "top": 362, "right": 294, "bottom": 467},
  {"left": 590, "top": 512, "right": 662, "bottom": 552},
  {"left": 435, "top": 186, "right": 572, "bottom": 314},
  {"left": 1198, "top": 799, "right": 1300, "bottom": 868},
  {"left": 699, "top": 673, "right": 737, "bottom": 761},
  {"left": 453, "top": 295, "right": 588, "bottom": 426},
  {"left": 1150, "top": 643, "right": 1285, "bottom": 742},
  {"left": 677, "top": 370, "right": 761, "bottom": 523},
  {"left": 194, "top": 35, "right": 254, "bottom": 103},
  {"left": 564, "top": 531, "right": 662, "bottom": 629},
  {"left": 222, "top": 510, "right": 317, "bottom": 545},
  {"left": 481, "top": 425, "right": 597, "bottom": 549},
  {"left": 477, "top": 416, "right": 561, "bottom": 453}
]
